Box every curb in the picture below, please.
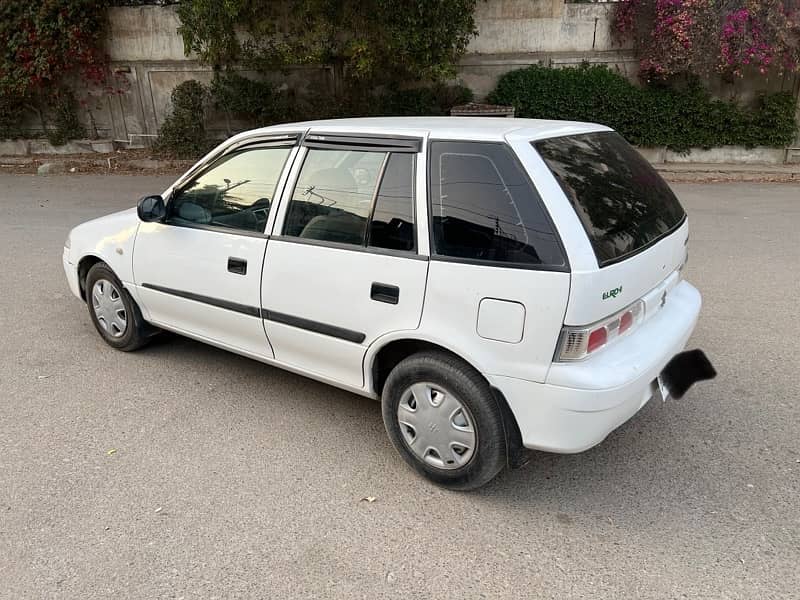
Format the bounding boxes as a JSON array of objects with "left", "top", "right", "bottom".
[{"left": 3, "top": 154, "right": 800, "bottom": 183}]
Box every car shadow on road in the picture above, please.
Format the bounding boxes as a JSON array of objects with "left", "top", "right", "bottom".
[{"left": 141, "top": 331, "right": 711, "bottom": 524}]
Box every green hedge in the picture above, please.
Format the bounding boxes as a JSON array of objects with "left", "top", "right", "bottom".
[{"left": 488, "top": 65, "right": 797, "bottom": 150}]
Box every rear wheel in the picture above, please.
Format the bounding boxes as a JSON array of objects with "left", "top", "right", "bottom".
[
  {"left": 381, "top": 351, "right": 507, "bottom": 490},
  {"left": 85, "top": 262, "right": 153, "bottom": 352}
]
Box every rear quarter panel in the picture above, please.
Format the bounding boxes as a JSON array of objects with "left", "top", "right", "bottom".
[{"left": 419, "top": 261, "right": 570, "bottom": 382}]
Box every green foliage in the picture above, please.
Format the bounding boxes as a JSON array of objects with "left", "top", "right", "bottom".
[
  {"left": 0, "top": 0, "right": 110, "bottom": 143},
  {"left": 488, "top": 65, "right": 798, "bottom": 150},
  {"left": 176, "top": 0, "right": 478, "bottom": 85},
  {"left": 46, "top": 90, "right": 85, "bottom": 146},
  {"left": 379, "top": 84, "right": 474, "bottom": 116},
  {"left": 0, "top": 93, "right": 28, "bottom": 139},
  {"left": 154, "top": 80, "right": 212, "bottom": 158},
  {"left": 210, "top": 72, "right": 292, "bottom": 127},
  {"left": 0, "top": 0, "right": 109, "bottom": 97}
]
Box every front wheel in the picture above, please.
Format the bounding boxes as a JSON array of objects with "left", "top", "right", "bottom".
[
  {"left": 381, "top": 351, "right": 507, "bottom": 491},
  {"left": 85, "top": 262, "right": 153, "bottom": 352}
]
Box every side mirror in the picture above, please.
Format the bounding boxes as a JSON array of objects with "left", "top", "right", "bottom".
[{"left": 137, "top": 195, "right": 166, "bottom": 222}]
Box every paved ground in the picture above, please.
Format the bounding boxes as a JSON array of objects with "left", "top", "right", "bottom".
[{"left": 1, "top": 175, "right": 798, "bottom": 599}]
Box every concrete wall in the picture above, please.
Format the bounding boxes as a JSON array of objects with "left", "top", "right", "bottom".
[
  {"left": 93, "top": 2, "right": 637, "bottom": 141},
  {"left": 6, "top": 1, "right": 798, "bottom": 150},
  {"left": 461, "top": 0, "right": 636, "bottom": 98}
]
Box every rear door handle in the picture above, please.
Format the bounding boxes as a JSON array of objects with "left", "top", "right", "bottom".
[
  {"left": 371, "top": 282, "right": 399, "bottom": 305},
  {"left": 227, "top": 257, "right": 247, "bottom": 275}
]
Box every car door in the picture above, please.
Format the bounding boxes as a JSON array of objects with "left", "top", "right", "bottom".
[
  {"left": 262, "top": 133, "right": 428, "bottom": 388},
  {"left": 132, "top": 138, "right": 297, "bottom": 358}
]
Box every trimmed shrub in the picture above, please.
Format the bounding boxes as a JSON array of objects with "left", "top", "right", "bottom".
[
  {"left": 47, "top": 90, "right": 85, "bottom": 147},
  {"left": 379, "top": 83, "right": 474, "bottom": 116},
  {"left": 488, "top": 64, "right": 798, "bottom": 150},
  {"left": 154, "top": 80, "right": 211, "bottom": 158}
]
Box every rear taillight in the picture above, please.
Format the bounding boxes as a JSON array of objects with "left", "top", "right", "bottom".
[{"left": 556, "top": 300, "right": 645, "bottom": 362}]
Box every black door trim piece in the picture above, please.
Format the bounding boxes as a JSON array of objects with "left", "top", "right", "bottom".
[
  {"left": 141, "top": 283, "right": 261, "bottom": 318},
  {"left": 262, "top": 309, "right": 366, "bottom": 344}
]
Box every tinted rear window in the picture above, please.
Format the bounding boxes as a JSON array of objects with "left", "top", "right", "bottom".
[{"left": 534, "top": 132, "right": 685, "bottom": 266}]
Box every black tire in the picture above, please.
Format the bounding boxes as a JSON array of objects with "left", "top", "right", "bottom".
[
  {"left": 85, "top": 262, "right": 154, "bottom": 352},
  {"left": 381, "top": 351, "right": 507, "bottom": 491}
]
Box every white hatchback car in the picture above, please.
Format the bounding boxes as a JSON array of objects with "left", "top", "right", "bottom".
[{"left": 63, "top": 117, "right": 715, "bottom": 490}]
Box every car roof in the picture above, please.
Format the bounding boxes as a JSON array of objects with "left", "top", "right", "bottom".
[{"left": 241, "top": 116, "right": 611, "bottom": 142}]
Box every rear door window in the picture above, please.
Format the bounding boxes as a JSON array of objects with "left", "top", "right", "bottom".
[
  {"left": 368, "top": 153, "right": 415, "bottom": 252},
  {"left": 534, "top": 131, "right": 686, "bottom": 266},
  {"left": 283, "top": 148, "right": 416, "bottom": 252},
  {"left": 428, "top": 141, "right": 565, "bottom": 268}
]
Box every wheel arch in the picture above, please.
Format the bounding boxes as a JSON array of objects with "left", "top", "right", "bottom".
[
  {"left": 366, "top": 335, "right": 527, "bottom": 469},
  {"left": 77, "top": 254, "right": 105, "bottom": 300}
]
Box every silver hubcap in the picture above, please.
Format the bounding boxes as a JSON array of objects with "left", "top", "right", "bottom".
[
  {"left": 397, "top": 382, "right": 477, "bottom": 470},
  {"left": 91, "top": 279, "right": 127, "bottom": 338}
]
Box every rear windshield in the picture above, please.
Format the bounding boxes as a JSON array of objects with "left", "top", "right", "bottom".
[{"left": 534, "top": 131, "right": 685, "bottom": 266}]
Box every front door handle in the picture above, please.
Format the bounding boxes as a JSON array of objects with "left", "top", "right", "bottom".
[
  {"left": 227, "top": 257, "right": 247, "bottom": 275},
  {"left": 371, "top": 282, "right": 399, "bottom": 305}
]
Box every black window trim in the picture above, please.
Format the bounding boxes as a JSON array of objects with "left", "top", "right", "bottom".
[
  {"left": 164, "top": 135, "right": 299, "bottom": 237},
  {"left": 426, "top": 138, "right": 571, "bottom": 273},
  {"left": 303, "top": 132, "right": 422, "bottom": 153},
  {"left": 364, "top": 153, "right": 391, "bottom": 248},
  {"left": 279, "top": 144, "right": 420, "bottom": 257},
  {"left": 171, "top": 132, "right": 301, "bottom": 192},
  {"left": 159, "top": 221, "right": 270, "bottom": 239},
  {"left": 270, "top": 234, "right": 428, "bottom": 261}
]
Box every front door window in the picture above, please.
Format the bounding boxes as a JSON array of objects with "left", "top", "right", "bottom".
[{"left": 168, "top": 146, "right": 292, "bottom": 233}]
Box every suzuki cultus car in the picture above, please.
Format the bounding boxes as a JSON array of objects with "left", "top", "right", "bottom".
[{"left": 63, "top": 118, "right": 715, "bottom": 490}]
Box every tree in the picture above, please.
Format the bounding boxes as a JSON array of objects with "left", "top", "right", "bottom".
[{"left": 176, "top": 0, "right": 479, "bottom": 86}]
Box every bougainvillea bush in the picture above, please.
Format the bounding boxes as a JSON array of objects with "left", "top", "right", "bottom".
[
  {"left": 614, "top": 0, "right": 800, "bottom": 81},
  {"left": 0, "top": 0, "right": 110, "bottom": 140}
]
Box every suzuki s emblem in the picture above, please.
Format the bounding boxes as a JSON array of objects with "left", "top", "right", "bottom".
[
  {"left": 428, "top": 423, "right": 439, "bottom": 433},
  {"left": 660, "top": 291, "right": 668, "bottom": 308}
]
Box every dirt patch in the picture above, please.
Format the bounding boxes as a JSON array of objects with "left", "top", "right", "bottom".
[{"left": 0, "top": 149, "right": 193, "bottom": 176}]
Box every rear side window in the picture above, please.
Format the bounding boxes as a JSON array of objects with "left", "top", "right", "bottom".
[
  {"left": 428, "top": 141, "right": 565, "bottom": 268},
  {"left": 534, "top": 131, "right": 685, "bottom": 267}
]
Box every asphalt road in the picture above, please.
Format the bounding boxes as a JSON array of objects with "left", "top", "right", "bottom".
[{"left": 1, "top": 175, "right": 798, "bottom": 599}]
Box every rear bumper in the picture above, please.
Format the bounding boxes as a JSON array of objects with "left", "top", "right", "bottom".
[{"left": 489, "top": 280, "right": 703, "bottom": 453}]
